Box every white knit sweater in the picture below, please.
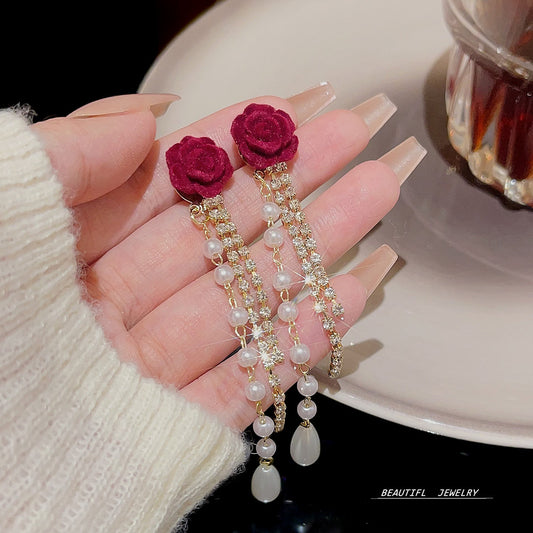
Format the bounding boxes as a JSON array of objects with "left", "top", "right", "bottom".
[{"left": 0, "top": 110, "right": 248, "bottom": 532}]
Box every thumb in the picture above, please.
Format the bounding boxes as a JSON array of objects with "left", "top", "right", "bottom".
[{"left": 31, "top": 94, "right": 179, "bottom": 206}]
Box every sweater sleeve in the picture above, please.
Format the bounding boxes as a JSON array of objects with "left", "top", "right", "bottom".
[{"left": 0, "top": 110, "right": 248, "bottom": 532}]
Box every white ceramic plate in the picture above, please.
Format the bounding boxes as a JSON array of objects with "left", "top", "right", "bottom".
[{"left": 140, "top": 0, "right": 533, "bottom": 447}]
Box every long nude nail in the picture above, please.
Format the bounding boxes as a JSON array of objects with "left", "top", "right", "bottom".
[
  {"left": 287, "top": 81, "right": 336, "bottom": 125},
  {"left": 349, "top": 244, "right": 398, "bottom": 298},
  {"left": 69, "top": 93, "right": 180, "bottom": 119},
  {"left": 351, "top": 93, "right": 397, "bottom": 138},
  {"left": 378, "top": 136, "right": 427, "bottom": 185}
]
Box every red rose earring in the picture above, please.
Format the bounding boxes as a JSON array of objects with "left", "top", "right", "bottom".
[
  {"left": 231, "top": 104, "right": 345, "bottom": 375},
  {"left": 166, "top": 136, "right": 233, "bottom": 200},
  {"left": 166, "top": 135, "right": 287, "bottom": 503},
  {"left": 231, "top": 103, "right": 299, "bottom": 170},
  {"left": 231, "top": 104, "right": 345, "bottom": 470}
]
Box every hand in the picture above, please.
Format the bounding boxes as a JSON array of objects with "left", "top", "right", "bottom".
[{"left": 32, "top": 92, "right": 419, "bottom": 431}]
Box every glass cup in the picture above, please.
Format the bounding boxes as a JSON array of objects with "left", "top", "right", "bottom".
[{"left": 443, "top": 0, "right": 533, "bottom": 206}]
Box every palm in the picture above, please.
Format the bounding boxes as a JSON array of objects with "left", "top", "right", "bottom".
[{"left": 33, "top": 95, "right": 399, "bottom": 431}]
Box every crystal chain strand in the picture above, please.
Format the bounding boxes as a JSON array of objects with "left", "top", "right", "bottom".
[
  {"left": 263, "top": 162, "right": 345, "bottom": 378},
  {"left": 253, "top": 173, "right": 321, "bottom": 466}
]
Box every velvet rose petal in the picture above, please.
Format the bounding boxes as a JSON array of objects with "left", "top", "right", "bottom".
[
  {"left": 274, "top": 108, "right": 296, "bottom": 134},
  {"left": 231, "top": 103, "right": 299, "bottom": 169},
  {"left": 193, "top": 178, "right": 224, "bottom": 198},
  {"left": 166, "top": 144, "right": 188, "bottom": 191},
  {"left": 169, "top": 162, "right": 196, "bottom": 196},
  {"left": 166, "top": 135, "right": 233, "bottom": 198},
  {"left": 243, "top": 116, "right": 283, "bottom": 155},
  {"left": 186, "top": 145, "right": 222, "bottom": 184},
  {"left": 230, "top": 112, "right": 246, "bottom": 142},
  {"left": 280, "top": 135, "right": 299, "bottom": 163},
  {"left": 242, "top": 103, "right": 272, "bottom": 116},
  {"left": 272, "top": 114, "right": 293, "bottom": 145},
  {"left": 230, "top": 116, "right": 249, "bottom": 160},
  {"left": 241, "top": 147, "right": 271, "bottom": 170},
  {"left": 244, "top": 107, "right": 282, "bottom": 143}
]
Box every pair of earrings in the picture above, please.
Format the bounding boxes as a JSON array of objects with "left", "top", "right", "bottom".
[{"left": 166, "top": 103, "right": 344, "bottom": 503}]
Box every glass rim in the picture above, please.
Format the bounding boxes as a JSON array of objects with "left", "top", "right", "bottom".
[{"left": 443, "top": 0, "right": 533, "bottom": 81}]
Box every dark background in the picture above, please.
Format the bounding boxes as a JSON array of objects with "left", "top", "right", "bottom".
[
  {"left": 1, "top": 2, "right": 529, "bottom": 531},
  {"left": 1, "top": 1, "right": 217, "bottom": 119}
]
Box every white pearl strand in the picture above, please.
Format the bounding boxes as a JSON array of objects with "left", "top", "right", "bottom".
[
  {"left": 256, "top": 176, "right": 322, "bottom": 469},
  {"left": 244, "top": 200, "right": 290, "bottom": 502},
  {"left": 290, "top": 373, "right": 320, "bottom": 466},
  {"left": 212, "top": 258, "right": 280, "bottom": 500},
  {"left": 279, "top": 303, "right": 321, "bottom": 467},
  {"left": 192, "top": 199, "right": 281, "bottom": 503},
  {"left": 239, "top": 348, "right": 281, "bottom": 504},
  {"left": 202, "top": 196, "right": 287, "bottom": 429}
]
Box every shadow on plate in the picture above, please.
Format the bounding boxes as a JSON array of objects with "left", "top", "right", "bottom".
[{"left": 318, "top": 337, "right": 385, "bottom": 394}]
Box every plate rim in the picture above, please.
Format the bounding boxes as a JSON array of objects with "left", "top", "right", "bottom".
[
  {"left": 313, "top": 366, "right": 533, "bottom": 448},
  {"left": 139, "top": 0, "right": 533, "bottom": 449}
]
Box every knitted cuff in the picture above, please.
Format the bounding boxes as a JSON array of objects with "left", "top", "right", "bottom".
[{"left": 0, "top": 110, "right": 248, "bottom": 532}]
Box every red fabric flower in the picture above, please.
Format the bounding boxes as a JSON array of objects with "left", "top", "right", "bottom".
[
  {"left": 166, "top": 136, "right": 233, "bottom": 199},
  {"left": 231, "top": 103, "right": 298, "bottom": 170}
]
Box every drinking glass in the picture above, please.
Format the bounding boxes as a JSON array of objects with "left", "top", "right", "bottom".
[{"left": 443, "top": 0, "right": 533, "bottom": 206}]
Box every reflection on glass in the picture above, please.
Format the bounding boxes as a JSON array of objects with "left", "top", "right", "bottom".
[{"left": 444, "top": 0, "right": 533, "bottom": 206}]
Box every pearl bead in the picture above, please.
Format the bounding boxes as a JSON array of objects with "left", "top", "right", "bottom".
[
  {"left": 253, "top": 415, "right": 275, "bottom": 437},
  {"left": 297, "top": 399, "right": 317, "bottom": 420},
  {"left": 246, "top": 380, "right": 266, "bottom": 401},
  {"left": 203, "top": 237, "right": 223, "bottom": 259},
  {"left": 256, "top": 437, "right": 276, "bottom": 458},
  {"left": 263, "top": 227, "right": 284, "bottom": 248},
  {"left": 261, "top": 202, "right": 280, "bottom": 222},
  {"left": 278, "top": 301, "right": 298, "bottom": 322},
  {"left": 273, "top": 270, "right": 292, "bottom": 291},
  {"left": 297, "top": 374, "right": 319, "bottom": 397},
  {"left": 251, "top": 463, "right": 281, "bottom": 503},
  {"left": 290, "top": 423, "right": 320, "bottom": 466},
  {"left": 289, "top": 344, "right": 311, "bottom": 364},
  {"left": 237, "top": 347, "right": 259, "bottom": 367},
  {"left": 214, "top": 264, "right": 234, "bottom": 286},
  {"left": 228, "top": 307, "right": 248, "bottom": 327}
]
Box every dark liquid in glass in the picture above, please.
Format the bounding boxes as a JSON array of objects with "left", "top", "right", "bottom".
[{"left": 461, "top": 33, "right": 533, "bottom": 182}]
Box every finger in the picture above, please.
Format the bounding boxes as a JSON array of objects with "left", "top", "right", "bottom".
[
  {"left": 67, "top": 93, "right": 180, "bottom": 118},
  {"left": 31, "top": 94, "right": 180, "bottom": 206},
  {"left": 86, "top": 108, "right": 370, "bottom": 329},
  {"left": 181, "top": 272, "right": 366, "bottom": 430},
  {"left": 182, "top": 244, "right": 398, "bottom": 430},
  {"left": 125, "top": 158, "right": 400, "bottom": 386},
  {"left": 74, "top": 95, "right": 298, "bottom": 263}
]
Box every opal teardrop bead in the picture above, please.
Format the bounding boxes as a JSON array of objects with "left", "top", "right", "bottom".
[
  {"left": 290, "top": 422, "right": 321, "bottom": 466},
  {"left": 251, "top": 463, "right": 281, "bottom": 503}
]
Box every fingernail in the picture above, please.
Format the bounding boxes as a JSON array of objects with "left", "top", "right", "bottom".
[
  {"left": 378, "top": 136, "right": 427, "bottom": 185},
  {"left": 69, "top": 93, "right": 180, "bottom": 119},
  {"left": 287, "top": 81, "right": 336, "bottom": 125},
  {"left": 147, "top": 94, "right": 181, "bottom": 117},
  {"left": 350, "top": 93, "right": 397, "bottom": 138},
  {"left": 349, "top": 244, "right": 398, "bottom": 298}
]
